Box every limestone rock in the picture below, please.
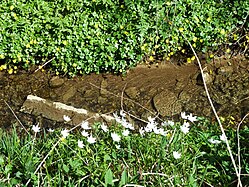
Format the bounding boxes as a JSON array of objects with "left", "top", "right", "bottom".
[
  {"left": 49, "top": 76, "right": 65, "bottom": 88},
  {"left": 100, "top": 79, "right": 108, "bottom": 95},
  {"left": 125, "top": 87, "right": 140, "bottom": 100},
  {"left": 153, "top": 90, "right": 182, "bottom": 117},
  {"left": 84, "top": 90, "right": 95, "bottom": 98},
  {"left": 62, "top": 86, "right": 77, "bottom": 102},
  {"left": 196, "top": 72, "right": 213, "bottom": 85},
  {"left": 98, "top": 96, "right": 108, "bottom": 104},
  {"left": 20, "top": 95, "right": 114, "bottom": 125},
  {"left": 218, "top": 66, "right": 234, "bottom": 75}
]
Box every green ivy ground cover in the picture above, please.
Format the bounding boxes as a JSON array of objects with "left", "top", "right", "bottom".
[{"left": 0, "top": 0, "right": 248, "bottom": 76}]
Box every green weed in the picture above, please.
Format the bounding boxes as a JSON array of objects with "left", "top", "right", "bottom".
[
  {"left": 0, "top": 112, "right": 248, "bottom": 186},
  {"left": 0, "top": 0, "right": 248, "bottom": 76}
]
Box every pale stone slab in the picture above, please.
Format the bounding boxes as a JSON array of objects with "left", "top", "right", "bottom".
[{"left": 20, "top": 95, "right": 114, "bottom": 125}]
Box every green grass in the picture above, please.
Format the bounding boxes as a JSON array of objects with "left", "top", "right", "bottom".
[{"left": 0, "top": 112, "right": 249, "bottom": 186}]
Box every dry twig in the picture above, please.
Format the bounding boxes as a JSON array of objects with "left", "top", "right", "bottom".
[
  {"left": 236, "top": 112, "right": 249, "bottom": 186},
  {"left": 182, "top": 34, "right": 243, "bottom": 187},
  {"left": 34, "top": 57, "right": 55, "bottom": 73},
  {"left": 4, "top": 100, "right": 29, "bottom": 134}
]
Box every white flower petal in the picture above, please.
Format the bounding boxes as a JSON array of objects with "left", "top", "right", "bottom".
[
  {"left": 181, "top": 112, "right": 188, "bottom": 120},
  {"left": 81, "top": 121, "right": 91, "bottom": 130},
  {"left": 208, "top": 138, "right": 221, "bottom": 144},
  {"left": 183, "top": 122, "right": 190, "bottom": 127},
  {"left": 180, "top": 123, "right": 190, "bottom": 134},
  {"left": 63, "top": 115, "right": 71, "bottom": 122},
  {"left": 120, "top": 118, "right": 129, "bottom": 128},
  {"left": 128, "top": 124, "right": 135, "bottom": 131},
  {"left": 220, "top": 133, "right": 227, "bottom": 142},
  {"left": 146, "top": 122, "right": 156, "bottom": 131},
  {"left": 61, "top": 129, "right": 69, "bottom": 138},
  {"left": 153, "top": 127, "right": 160, "bottom": 134},
  {"left": 148, "top": 116, "right": 155, "bottom": 123},
  {"left": 78, "top": 140, "right": 84, "bottom": 148},
  {"left": 158, "top": 128, "right": 167, "bottom": 136},
  {"left": 181, "top": 112, "right": 198, "bottom": 122},
  {"left": 144, "top": 126, "right": 151, "bottom": 132},
  {"left": 113, "top": 113, "right": 123, "bottom": 124},
  {"left": 87, "top": 136, "right": 96, "bottom": 144},
  {"left": 173, "top": 151, "right": 181, "bottom": 159},
  {"left": 124, "top": 121, "right": 134, "bottom": 130},
  {"left": 168, "top": 120, "right": 175, "bottom": 126},
  {"left": 101, "top": 123, "right": 108, "bottom": 132},
  {"left": 47, "top": 128, "right": 54, "bottom": 132},
  {"left": 115, "top": 144, "right": 121, "bottom": 149},
  {"left": 188, "top": 113, "right": 198, "bottom": 122},
  {"left": 81, "top": 130, "right": 89, "bottom": 137},
  {"left": 120, "top": 110, "right": 126, "bottom": 118},
  {"left": 122, "top": 129, "right": 129, "bottom": 137},
  {"left": 111, "top": 133, "right": 121, "bottom": 142},
  {"left": 139, "top": 128, "right": 145, "bottom": 136},
  {"left": 32, "top": 124, "right": 40, "bottom": 133},
  {"left": 162, "top": 120, "right": 175, "bottom": 126}
]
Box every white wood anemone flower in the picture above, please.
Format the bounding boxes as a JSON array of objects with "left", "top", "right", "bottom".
[
  {"left": 208, "top": 138, "right": 221, "bottom": 144},
  {"left": 111, "top": 133, "right": 121, "bottom": 142},
  {"left": 81, "top": 130, "right": 89, "bottom": 137},
  {"left": 87, "top": 136, "right": 96, "bottom": 144},
  {"left": 61, "top": 129, "right": 70, "bottom": 138},
  {"left": 81, "top": 121, "right": 91, "bottom": 130},
  {"left": 78, "top": 140, "right": 85, "bottom": 148},
  {"left": 181, "top": 112, "right": 198, "bottom": 122},
  {"left": 173, "top": 151, "right": 181, "bottom": 159},
  {"left": 101, "top": 123, "right": 108, "bottom": 132},
  {"left": 47, "top": 128, "right": 54, "bottom": 133},
  {"left": 122, "top": 129, "right": 129, "bottom": 137},
  {"left": 220, "top": 133, "right": 227, "bottom": 142},
  {"left": 63, "top": 115, "right": 71, "bottom": 122},
  {"left": 32, "top": 124, "right": 40, "bottom": 133},
  {"left": 180, "top": 122, "right": 190, "bottom": 134}
]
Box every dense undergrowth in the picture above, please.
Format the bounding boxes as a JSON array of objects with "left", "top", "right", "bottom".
[
  {"left": 0, "top": 1, "right": 249, "bottom": 186},
  {"left": 0, "top": 112, "right": 249, "bottom": 186},
  {"left": 0, "top": 0, "right": 249, "bottom": 76}
]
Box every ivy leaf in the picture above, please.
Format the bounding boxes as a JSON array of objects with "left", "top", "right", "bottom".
[
  {"left": 119, "top": 169, "right": 128, "bottom": 186},
  {"left": 105, "top": 169, "right": 114, "bottom": 186},
  {"left": 63, "top": 164, "right": 69, "bottom": 173}
]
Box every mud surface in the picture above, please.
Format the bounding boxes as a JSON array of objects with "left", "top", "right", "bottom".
[{"left": 0, "top": 55, "right": 249, "bottom": 130}]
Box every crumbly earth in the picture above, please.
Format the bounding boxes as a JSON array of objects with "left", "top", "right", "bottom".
[{"left": 0, "top": 55, "right": 248, "bottom": 131}]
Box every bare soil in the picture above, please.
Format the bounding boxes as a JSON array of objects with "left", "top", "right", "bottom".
[{"left": 0, "top": 55, "right": 249, "bottom": 131}]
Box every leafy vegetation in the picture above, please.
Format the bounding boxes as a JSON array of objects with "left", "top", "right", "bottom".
[
  {"left": 0, "top": 1, "right": 248, "bottom": 186},
  {"left": 0, "top": 113, "right": 249, "bottom": 186},
  {"left": 0, "top": 0, "right": 248, "bottom": 76}
]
